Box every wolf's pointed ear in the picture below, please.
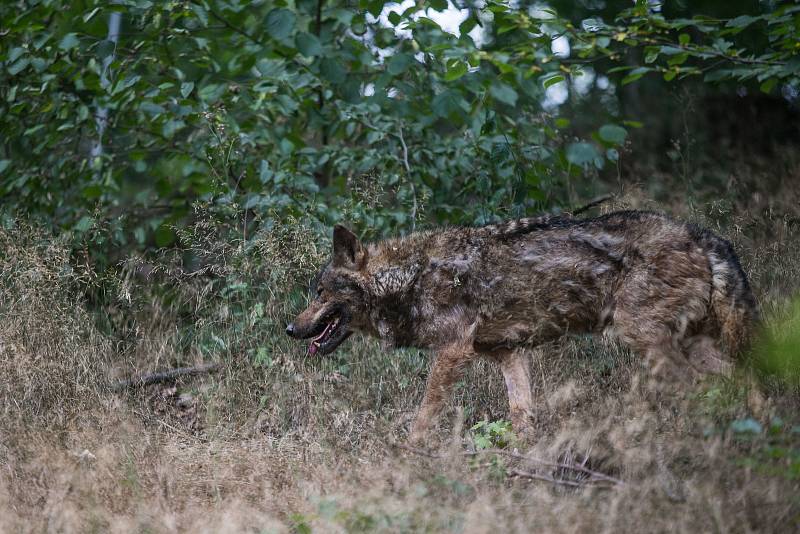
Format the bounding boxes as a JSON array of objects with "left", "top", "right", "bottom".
[{"left": 332, "top": 224, "right": 367, "bottom": 270}]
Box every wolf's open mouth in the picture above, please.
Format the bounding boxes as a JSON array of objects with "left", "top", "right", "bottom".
[
  {"left": 308, "top": 318, "right": 338, "bottom": 355},
  {"left": 308, "top": 314, "right": 351, "bottom": 356}
]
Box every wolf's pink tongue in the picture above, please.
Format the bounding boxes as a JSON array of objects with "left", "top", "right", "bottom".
[{"left": 308, "top": 343, "right": 318, "bottom": 356}]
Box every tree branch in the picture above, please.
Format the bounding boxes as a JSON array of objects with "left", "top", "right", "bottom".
[
  {"left": 112, "top": 363, "right": 222, "bottom": 391},
  {"left": 398, "top": 125, "right": 417, "bottom": 233}
]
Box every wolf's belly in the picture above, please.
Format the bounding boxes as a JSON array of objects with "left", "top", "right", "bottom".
[{"left": 474, "top": 297, "right": 602, "bottom": 348}]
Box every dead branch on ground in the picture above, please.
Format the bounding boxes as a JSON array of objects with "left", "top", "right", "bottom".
[
  {"left": 390, "top": 441, "right": 623, "bottom": 488},
  {"left": 112, "top": 363, "right": 222, "bottom": 391}
]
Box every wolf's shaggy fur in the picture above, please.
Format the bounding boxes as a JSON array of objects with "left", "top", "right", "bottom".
[{"left": 287, "top": 211, "right": 758, "bottom": 442}]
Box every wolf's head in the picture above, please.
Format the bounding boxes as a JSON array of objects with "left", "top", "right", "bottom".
[{"left": 285, "top": 225, "right": 371, "bottom": 356}]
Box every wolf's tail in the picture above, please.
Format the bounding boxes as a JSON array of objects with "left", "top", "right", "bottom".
[{"left": 699, "top": 229, "right": 759, "bottom": 356}]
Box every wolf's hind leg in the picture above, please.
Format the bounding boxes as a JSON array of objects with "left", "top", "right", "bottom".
[
  {"left": 498, "top": 350, "right": 534, "bottom": 437},
  {"left": 410, "top": 337, "right": 477, "bottom": 445},
  {"left": 613, "top": 311, "right": 693, "bottom": 383}
]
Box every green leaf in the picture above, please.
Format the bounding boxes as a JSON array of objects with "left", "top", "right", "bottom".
[
  {"left": 58, "top": 33, "right": 80, "bottom": 51},
  {"left": 726, "top": 15, "right": 758, "bottom": 29},
  {"left": 566, "top": 142, "right": 600, "bottom": 166},
  {"left": 198, "top": 83, "right": 225, "bottom": 102},
  {"left": 366, "top": 0, "right": 386, "bottom": 17},
  {"left": 429, "top": 0, "right": 447, "bottom": 11},
  {"left": 31, "top": 57, "right": 48, "bottom": 72},
  {"left": 387, "top": 53, "right": 413, "bottom": 75},
  {"left": 460, "top": 17, "right": 478, "bottom": 36},
  {"left": 162, "top": 119, "right": 185, "bottom": 138},
  {"left": 444, "top": 60, "right": 468, "bottom": 82},
  {"left": 139, "top": 101, "right": 165, "bottom": 116},
  {"left": 8, "top": 47, "right": 25, "bottom": 63},
  {"left": 621, "top": 68, "right": 649, "bottom": 85},
  {"left": 83, "top": 7, "right": 101, "bottom": 23},
  {"left": 7, "top": 59, "right": 29, "bottom": 76},
  {"left": 543, "top": 74, "right": 565, "bottom": 89},
  {"left": 74, "top": 216, "right": 94, "bottom": 232},
  {"left": 180, "top": 81, "right": 194, "bottom": 98},
  {"left": 760, "top": 78, "right": 778, "bottom": 94},
  {"left": 0, "top": 160, "right": 10, "bottom": 174},
  {"left": 24, "top": 124, "right": 45, "bottom": 136},
  {"left": 256, "top": 58, "right": 285, "bottom": 78},
  {"left": 82, "top": 185, "right": 103, "bottom": 199},
  {"left": 730, "top": 418, "right": 762, "bottom": 434},
  {"left": 259, "top": 160, "right": 274, "bottom": 184},
  {"left": 112, "top": 75, "right": 140, "bottom": 95},
  {"left": 96, "top": 39, "right": 116, "bottom": 60},
  {"left": 598, "top": 124, "right": 627, "bottom": 145},
  {"left": 667, "top": 53, "right": 688, "bottom": 66},
  {"left": 320, "top": 58, "right": 346, "bottom": 84},
  {"left": 154, "top": 224, "right": 176, "bottom": 247},
  {"left": 431, "top": 89, "right": 465, "bottom": 117},
  {"left": 191, "top": 4, "right": 209, "bottom": 27},
  {"left": 678, "top": 33, "right": 690, "bottom": 45},
  {"left": 659, "top": 46, "right": 684, "bottom": 55},
  {"left": 265, "top": 8, "right": 296, "bottom": 41},
  {"left": 489, "top": 81, "right": 518, "bottom": 106},
  {"left": 31, "top": 53, "right": 54, "bottom": 73},
  {"left": 644, "top": 47, "right": 659, "bottom": 64},
  {"left": 295, "top": 32, "right": 322, "bottom": 57}
]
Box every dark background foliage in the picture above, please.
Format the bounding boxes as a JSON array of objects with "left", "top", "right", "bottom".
[{"left": 3, "top": 0, "right": 797, "bottom": 259}]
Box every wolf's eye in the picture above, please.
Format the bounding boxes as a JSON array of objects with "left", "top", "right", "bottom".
[{"left": 316, "top": 286, "right": 323, "bottom": 297}]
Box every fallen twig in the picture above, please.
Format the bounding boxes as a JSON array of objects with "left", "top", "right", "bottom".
[
  {"left": 390, "top": 441, "right": 624, "bottom": 488},
  {"left": 467, "top": 448, "right": 624, "bottom": 486},
  {"left": 507, "top": 467, "right": 614, "bottom": 488},
  {"left": 112, "top": 363, "right": 222, "bottom": 391},
  {"left": 571, "top": 194, "right": 614, "bottom": 216},
  {"left": 391, "top": 441, "right": 441, "bottom": 458}
]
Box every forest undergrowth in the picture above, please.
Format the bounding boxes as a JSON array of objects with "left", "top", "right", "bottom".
[{"left": 2, "top": 160, "right": 800, "bottom": 533}]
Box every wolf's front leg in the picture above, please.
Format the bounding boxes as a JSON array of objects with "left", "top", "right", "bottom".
[
  {"left": 498, "top": 350, "right": 534, "bottom": 438},
  {"left": 409, "top": 338, "right": 477, "bottom": 445}
]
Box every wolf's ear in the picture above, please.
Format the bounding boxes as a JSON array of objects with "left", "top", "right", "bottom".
[{"left": 332, "top": 224, "right": 367, "bottom": 270}]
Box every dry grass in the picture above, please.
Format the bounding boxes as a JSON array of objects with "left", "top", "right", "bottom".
[{"left": 2, "top": 185, "right": 799, "bottom": 532}]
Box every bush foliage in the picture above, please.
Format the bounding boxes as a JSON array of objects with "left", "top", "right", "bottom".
[{"left": 3, "top": 0, "right": 798, "bottom": 253}]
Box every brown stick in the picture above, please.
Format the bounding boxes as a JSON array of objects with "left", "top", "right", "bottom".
[
  {"left": 390, "top": 442, "right": 623, "bottom": 487},
  {"left": 507, "top": 468, "right": 615, "bottom": 488},
  {"left": 469, "top": 448, "right": 624, "bottom": 486},
  {"left": 392, "top": 441, "right": 441, "bottom": 458},
  {"left": 571, "top": 194, "right": 614, "bottom": 216},
  {"left": 112, "top": 363, "right": 222, "bottom": 391}
]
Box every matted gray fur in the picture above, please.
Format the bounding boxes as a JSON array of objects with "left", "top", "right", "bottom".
[{"left": 286, "top": 210, "right": 758, "bottom": 443}]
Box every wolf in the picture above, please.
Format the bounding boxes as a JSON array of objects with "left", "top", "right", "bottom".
[{"left": 285, "top": 211, "right": 758, "bottom": 443}]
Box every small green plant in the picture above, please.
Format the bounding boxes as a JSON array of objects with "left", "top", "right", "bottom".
[
  {"left": 289, "top": 513, "right": 312, "bottom": 534},
  {"left": 732, "top": 417, "right": 800, "bottom": 481},
  {"left": 754, "top": 299, "right": 800, "bottom": 389},
  {"left": 470, "top": 419, "right": 516, "bottom": 450}
]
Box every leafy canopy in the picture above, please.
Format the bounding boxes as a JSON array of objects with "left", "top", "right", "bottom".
[{"left": 1, "top": 0, "right": 797, "bottom": 251}]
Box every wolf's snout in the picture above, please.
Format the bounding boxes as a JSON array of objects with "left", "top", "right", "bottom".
[{"left": 285, "top": 323, "right": 297, "bottom": 337}]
